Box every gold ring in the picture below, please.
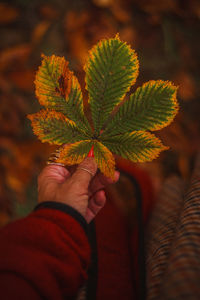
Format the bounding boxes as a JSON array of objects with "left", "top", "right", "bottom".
[
  {"left": 47, "top": 162, "right": 65, "bottom": 167},
  {"left": 77, "top": 167, "right": 94, "bottom": 177}
]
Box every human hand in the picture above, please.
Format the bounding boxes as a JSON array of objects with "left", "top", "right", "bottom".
[{"left": 38, "top": 157, "right": 120, "bottom": 223}]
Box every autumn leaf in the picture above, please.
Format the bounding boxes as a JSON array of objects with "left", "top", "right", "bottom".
[
  {"left": 57, "top": 140, "right": 93, "bottom": 165},
  {"left": 27, "top": 110, "right": 88, "bottom": 145},
  {"left": 35, "top": 54, "right": 91, "bottom": 133},
  {"left": 102, "top": 80, "right": 178, "bottom": 136},
  {"left": 100, "top": 131, "right": 168, "bottom": 162},
  {"left": 28, "top": 35, "right": 179, "bottom": 178},
  {"left": 93, "top": 141, "right": 115, "bottom": 178},
  {"left": 84, "top": 33, "right": 139, "bottom": 135}
]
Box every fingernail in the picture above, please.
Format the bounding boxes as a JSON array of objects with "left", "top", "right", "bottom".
[{"left": 87, "top": 145, "right": 94, "bottom": 157}]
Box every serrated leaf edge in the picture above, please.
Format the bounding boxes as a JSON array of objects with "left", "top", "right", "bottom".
[
  {"left": 139, "top": 80, "right": 179, "bottom": 131},
  {"left": 84, "top": 33, "right": 139, "bottom": 104},
  {"left": 27, "top": 109, "right": 76, "bottom": 145}
]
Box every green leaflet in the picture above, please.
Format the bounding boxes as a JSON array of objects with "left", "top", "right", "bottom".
[
  {"left": 27, "top": 110, "right": 87, "bottom": 145},
  {"left": 100, "top": 131, "right": 168, "bottom": 162},
  {"left": 102, "top": 80, "right": 178, "bottom": 137},
  {"left": 93, "top": 141, "right": 115, "bottom": 179},
  {"left": 85, "top": 34, "right": 139, "bottom": 135},
  {"left": 61, "top": 77, "right": 92, "bottom": 134},
  {"left": 57, "top": 140, "right": 93, "bottom": 165}
]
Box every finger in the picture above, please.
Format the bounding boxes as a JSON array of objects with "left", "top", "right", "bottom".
[
  {"left": 38, "top": 165, "right": 70, "bottom": 187},
  {"left": 89, "top": 170, "right": 120, "bottom": 194},
  {"left": 85, "top": 190, "right": 106, "bottom": 223},
  {"left": 70, "top": 157, "right": 98, "bottom": 189}
]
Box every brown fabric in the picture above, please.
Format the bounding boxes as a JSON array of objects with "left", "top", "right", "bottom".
[{"left": 146, "top": 154, "right": 200, "bottom": 299}]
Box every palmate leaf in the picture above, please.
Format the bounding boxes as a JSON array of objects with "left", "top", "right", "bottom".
[
  {"left": 35, "top": 54, "right": 91, "bottom": 133},
  {"left": 102, "top": 80, "right": 178, "bottom": 137},
  {"left": 100, "top": 131, "right": 168, "bottom": 163},
  {"left": 27, "top": 110, "right": 87, "bottom": 145},
  {"left": 29, "top": 35, "right": 179, "bottom": 179},
  {"left": 85, "top": 34, "right": 139, "bottom": 135}
]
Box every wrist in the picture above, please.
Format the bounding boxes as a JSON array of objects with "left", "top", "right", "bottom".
[{"left": 34, "top": 201, "right": 88, "bottom": 233}]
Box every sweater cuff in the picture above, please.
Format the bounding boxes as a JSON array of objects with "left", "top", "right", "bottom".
[{"left": 34, "top": 202, "right": 88, "bottom": 234}]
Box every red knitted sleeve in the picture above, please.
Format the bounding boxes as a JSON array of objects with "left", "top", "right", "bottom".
[{"left": 0, "top": 208, "right": 91, "bottom": 300}]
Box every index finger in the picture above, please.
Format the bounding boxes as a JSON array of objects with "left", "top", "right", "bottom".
[{"left": 89, "top": 170, "right": 120, "bottom": 194}]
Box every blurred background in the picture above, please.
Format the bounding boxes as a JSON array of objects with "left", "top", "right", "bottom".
[{"left": 0, "top": 0, "right": 200, "bottom": 226}]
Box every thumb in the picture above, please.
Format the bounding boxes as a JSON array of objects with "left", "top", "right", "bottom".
[{"left": 71, "top": 157, "right": 98, "bottom": 189}]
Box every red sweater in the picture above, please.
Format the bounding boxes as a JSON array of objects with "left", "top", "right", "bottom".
[
  {"left": 0, "top": 207, "right": 90, "bottom": 300},
  {"left": 0, "top": 161, "right": 154, "bottom": 300}
]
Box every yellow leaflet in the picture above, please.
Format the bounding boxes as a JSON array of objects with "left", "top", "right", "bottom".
[
  {"left": 27, "top": 109, "right": 76, "bottom": 145},
  {"left": 102, "top": 130, "right": 168, "bottom": 164},
  {"left": 93, "top": 141, "right": 115, "bottom": 179},
  {"left": 35, "top": 54, "right": 73, "bottom": 107},
  {"left": 140, "top": 80, "right": 179, "bottom": 131},
  {"left": 127, "top": 131, "right": 169, "bottom": 162},
  {"left": 56, "top": 140, "right": 93, "bottom": 165}
]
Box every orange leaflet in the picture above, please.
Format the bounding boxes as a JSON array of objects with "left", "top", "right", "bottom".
[{"left": 35, "top": 55, "right": 73, "bottom": 107}]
